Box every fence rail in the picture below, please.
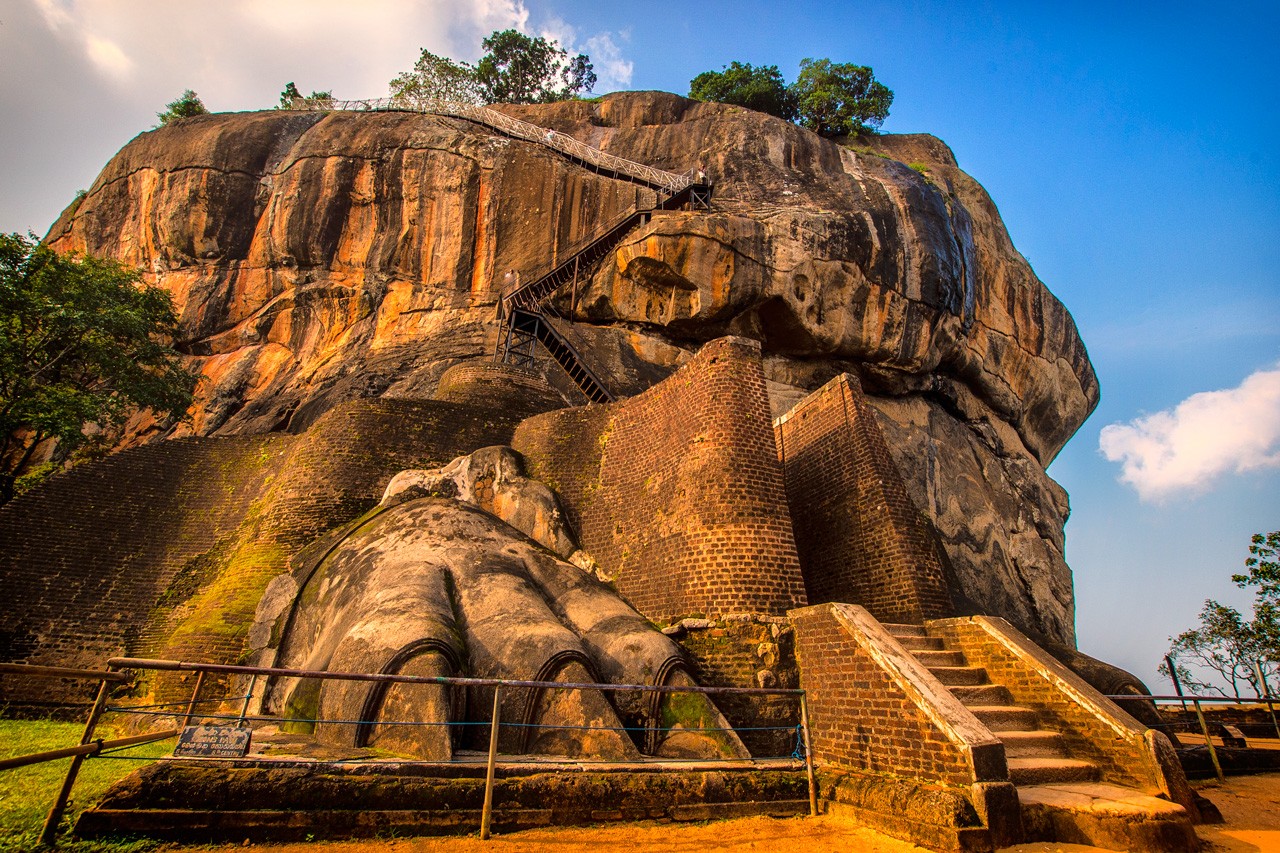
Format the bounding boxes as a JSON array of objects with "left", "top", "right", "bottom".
[
  {"left": 287, "top": 96, "right": 695, "bottom": 195},
  {"left": 2, "top": 657, "right": 816, "bottom": 844}
]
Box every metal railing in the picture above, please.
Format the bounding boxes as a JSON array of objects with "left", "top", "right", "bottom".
[
  {"left": 2, "top": 657, "right": 817, "bottom": 845},
  {"left": 287, "top": 96, "right": 696, "bottom": 196}
]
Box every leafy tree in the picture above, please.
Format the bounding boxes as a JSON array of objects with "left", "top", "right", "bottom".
[
  {"left": 1159, "top": 601, "right": 1275, "bottom": 698},
  {"left": 1235, "top": 530, "right": 1280, "bottom": 660},
  {"left": 156, "top": 89, "right": 208, "bottom": 126},
  {"left": 790, "top": 58, "right": 893, "bottom": 136},
  {"left": 473, "top": 30, "right": 595, "bottom": 104},
  {"left": 0, "top": 233, "right": 197, "bottom": 504},
  {"left": 689, "top": 62, "right": 797, "bottom": 121},
  {"left": 1160, "top": 529, "right": 1280, "bottom": 697},
  {"left": 390, "top": 50, "right": 484, "bottom": 105},
  {"left": 278, "top": 82, "right": 334, "bottom": 110}
]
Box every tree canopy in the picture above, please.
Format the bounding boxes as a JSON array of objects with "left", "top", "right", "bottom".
[
  {"left": 0, "top": 233, "right": 197, "bottom": 503},
  {"left": 1160, "top": 529, "right": 1280, "bottom": 697},
  {"left": 278, "top": 82, "right": 333, "bottom": 110},
  {"left": 688, "top": 57, "right": 893, "bottom": 136},
  {"left": 156, "top": 89, "right": 208, "bottom": 126},
  {"left": 688, "top": 62, "right": 796, "bottom": 121},
  {"left": 390, "top": 29, "right": 595, "bottom": 105}
]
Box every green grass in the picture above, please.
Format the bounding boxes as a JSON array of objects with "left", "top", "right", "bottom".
[{"left": 0, "top": 719, "right": 170, "bottom": 852}]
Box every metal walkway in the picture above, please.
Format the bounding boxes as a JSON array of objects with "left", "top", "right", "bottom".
[{"left": 290, "top": 97, "right": 712, "bottom": 403}]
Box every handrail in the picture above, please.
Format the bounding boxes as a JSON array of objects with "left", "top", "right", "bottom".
[{"left": 288, "top": 96, "right": 695, "bottom": 195}]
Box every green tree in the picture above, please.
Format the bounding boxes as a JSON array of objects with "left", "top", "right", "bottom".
[
  {"left": 0, "top": 233, "right": 197, "bottom": 504},
  {"left": 790, "top": 58, "right": 893, "bottom": 136},
  {"left": 156, "top": 89, "right": 208, "bottom": 126},
  {"left": 688, "top": 62, "right": 797, "bottom": 120},
  {"left": 1159, "top": 601, "right": 1274, "bottom": 698},
  {"left": 278, "top": 82, "right": 334, "bottom": 110},
  {"left": 474, "top": 30, "right": 595, "bottom": 104},
  {"left": 389, "top": 50, "right": 483, "bottom": 105},
  {"left": 1235, "top": 530, "right": 1280, "bottom": 660},
  {"left": 1160, "top": 530, "right": 1280, "bottom": 697}
]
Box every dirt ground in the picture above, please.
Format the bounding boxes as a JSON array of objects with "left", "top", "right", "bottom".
[{"left": 177, "top": 773, "right": 1280, "bottom": 853}]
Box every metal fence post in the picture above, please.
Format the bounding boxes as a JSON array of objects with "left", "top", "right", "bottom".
[
  {"left": 39, "top": 672, "right": 113, "bottom": 845},
  {"left": 1191, "top": 696, "right": 1225, "bottom": 783},
  {"left": 798, "top": 692, "right": 818, "bottom": 817},
  {"left": 1255, "top": 661, "right": 1280, "bottom": 741},
  {"left": 480, "top": 684, "right": 502, "bottom": 840},
  {"left": 181, "top": 670, "right": 206, "bottom": 728}
]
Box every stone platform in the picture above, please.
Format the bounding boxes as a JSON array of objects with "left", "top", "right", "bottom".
[{"left": 75, "top": 753, "right": 811, "bottom": 843}]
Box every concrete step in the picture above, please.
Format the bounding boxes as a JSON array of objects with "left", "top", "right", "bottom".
[
  {"left": 997, "top": 730, "right": 1069, "bottom": 759},
  {"left": 893, "top": 635, "right": 946, "bottom": 652},
  {"left": 1019, "top": 783, "right": 1197, "bottom": 852},
  {"left": 949, "top": 684, "right": 1013, "bottom": 705},
  {"left": 969, "top": 705, "right": 1040, "bottom": 731},
  {"left": 1007, "top": 757, "right": 1099, "bottom": 786},
  {"left": 927, "top": 666, "right": 989, "bottom": 686},
  {"left": 911, "top": 650, "right": 967, "bottom": 668},
  {"left": 881, "top": 623, "right": 929, "bottom": 638}
]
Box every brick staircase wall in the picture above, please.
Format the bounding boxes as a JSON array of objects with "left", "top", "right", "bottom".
[
  {"left": 790, "top": 602, "right": 1019, "bottom": 851},
  {"left": 774, "top": 374, "right": 953, "bottom": 623}
]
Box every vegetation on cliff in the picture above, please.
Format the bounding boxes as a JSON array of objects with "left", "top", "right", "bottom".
[
  {"left": 0, "top": 233, "right": 196, "bottom": 503},
  {"left": 689, "top": 58, "right": 893, "bottom": 134},
  {"left": 391, "top": 29, "right": 596, "bottom": 106},
  {"left": 155, "top": 89, "right": 207, "bottom": 126}
]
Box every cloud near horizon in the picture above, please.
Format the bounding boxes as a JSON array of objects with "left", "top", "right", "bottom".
[{"left": 1099, "top": 364, "right": 1280, "bottom": 502}]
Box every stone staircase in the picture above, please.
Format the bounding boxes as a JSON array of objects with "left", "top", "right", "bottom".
[
  {"left": 884, "top": 623, "right": 1198, "bottom": 852},
  {"left": 885, "top": 623, "right": 1100, "bottom": 787}
]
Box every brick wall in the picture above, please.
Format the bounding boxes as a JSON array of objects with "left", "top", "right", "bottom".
[
  {"left": 0, "top": 397, "right": 526, "bottom": 706},
  {"left": 514, "top": 336, "right": 807, "bottom": 623},
  {"left": 791, "top": 603, "right": 977, "bottom": 788},
  {"left": 673, "top": 616, "right": 800, "bottom": 756},
  {"left": 775, "top": 374, "right": 953, "bottom": 624}
]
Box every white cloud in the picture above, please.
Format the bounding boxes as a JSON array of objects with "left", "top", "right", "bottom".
[
  {"left": 1099, "top": 364, "right": 1280, "bottom": 502},
  {"left": 83, "top": 33, "right": 132, "bottom": 80},
  {"left": 537, "top": 17, "right": 633, "bottom": 93}
]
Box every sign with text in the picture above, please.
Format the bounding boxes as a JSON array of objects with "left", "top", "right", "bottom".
[{"left": 174, "top": 725, "right": 252, "bottom": 758}]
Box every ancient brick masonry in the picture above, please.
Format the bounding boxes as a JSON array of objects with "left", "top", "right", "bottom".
[
  {"left": 775, "top": 373, "right": 953, "bottom": 624},
  {"left": 790, "top": 604, "right": 975, "bottom": 788},
  {"left": 514, "top": 336, "right": 808, "bottom": 623}
]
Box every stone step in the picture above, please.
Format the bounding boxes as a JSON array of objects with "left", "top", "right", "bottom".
[
  {"left": 949, "top": 684, "right": 1013, "bottom": 705},
  {"left": 881, "top": 623, "right": 929, "bottom": 638},
  {"left": 911, "top": 650, "right": 967, "bottom": 668},
  {"left": 997, "top": 730, "right": 1069, "bottom": 759},
  {"left": 1018, "top": 783, "right": 1197, "bottom": 852},
  {"left": 969, "top": 705, "right": 1040, "bottom": 731},
  {"left": 1007, "top": 757, "right": 1099, "bottom": 786},
  {"left": 927, "top": 666, "right": 989, "bottom": 686},
  {"left": 891, "top": 634, "right": 945, "bottom": 651}
]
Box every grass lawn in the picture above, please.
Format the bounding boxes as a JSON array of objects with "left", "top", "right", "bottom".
[{"left": 0, "top": 719, "right": 170, "bottom": 852}]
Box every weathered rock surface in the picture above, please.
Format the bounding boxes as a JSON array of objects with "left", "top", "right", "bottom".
[{"left": 46, "top": 92, "right": 1097, "bottom": 644}]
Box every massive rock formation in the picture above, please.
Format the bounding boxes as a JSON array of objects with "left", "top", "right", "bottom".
[{"left": 44, "top": 91, "right": 1097, "bottom": 645}]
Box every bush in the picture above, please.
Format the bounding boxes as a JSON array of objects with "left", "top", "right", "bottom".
[
  {"left": 688, "top": 62, "right": 796, "bottom": 121},
  {"left": 155, "top": 89, "right": 207, "bottom": 126}
]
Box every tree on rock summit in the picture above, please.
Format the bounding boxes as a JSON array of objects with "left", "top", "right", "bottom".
[
  {"left": 390, "top": 29, "right": 596, "bottom": 105},
  {"left": 689, "top": 57, "right": 893, "bottom": 136}
]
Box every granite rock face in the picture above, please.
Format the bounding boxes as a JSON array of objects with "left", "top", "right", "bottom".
[{"left": 46, "top": 92, "right": 1097, "bottom": 644}]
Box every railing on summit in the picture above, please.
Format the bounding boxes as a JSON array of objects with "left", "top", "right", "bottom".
[{"left": 287, "top": 96, "right": 696, "bottom": 196}]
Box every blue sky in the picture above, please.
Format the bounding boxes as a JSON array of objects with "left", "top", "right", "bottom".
[{"left": 2, "top": 0, "right": 1277, "bottom": 689}]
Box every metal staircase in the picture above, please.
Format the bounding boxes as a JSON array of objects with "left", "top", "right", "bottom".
[{"left": 289, "top": 96, "right": 711, "bottom": 404}]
